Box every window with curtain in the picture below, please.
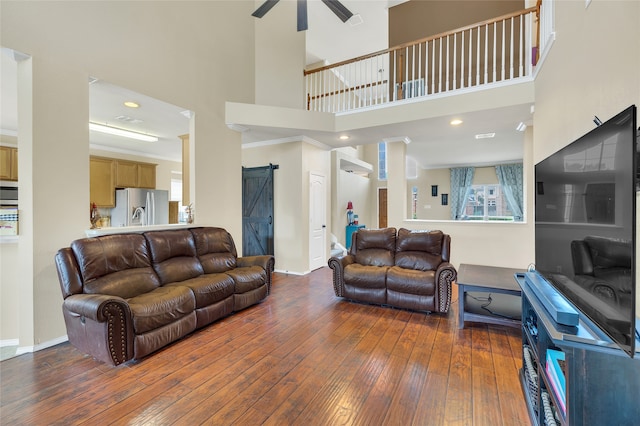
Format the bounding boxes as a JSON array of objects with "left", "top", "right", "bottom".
[
  {"left": 452, "top": 164, "right": 524, "bottom": 221},
  {"left": 495, "top": 163, "right": 524, "bottom": 221},
  {"left": 450, "top": 167, "right": 475, "bottom": 220}
]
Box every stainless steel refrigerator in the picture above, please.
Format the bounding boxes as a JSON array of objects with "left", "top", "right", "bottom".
[{"left": 111, "top": 188, "right": 169, "bottom": 227}]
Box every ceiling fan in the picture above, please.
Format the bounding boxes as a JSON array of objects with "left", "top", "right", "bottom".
[{"left": 252, "top": 0, "right": 354, "bottom": 32}]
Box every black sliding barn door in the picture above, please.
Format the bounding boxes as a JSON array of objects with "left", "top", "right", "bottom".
[{"left": 242, "top": 165, "right": 276, "bottom": 256}]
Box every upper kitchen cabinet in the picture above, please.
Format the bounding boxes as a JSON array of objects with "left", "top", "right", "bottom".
[
  {"left": 115, "top": 159, "right": 157, "bottom": 189},
  {"left": 90, "top": 156, "right": 116, "bottom": 207},
  {"left": 90, "top": 156, "right": 157, "bottom": 207},
  {"left": 0, "top": 146, "right": 18, "bottom": 181}
]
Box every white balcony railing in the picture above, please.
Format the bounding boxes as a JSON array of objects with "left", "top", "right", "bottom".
[{"left": 305, "top": 5, "right": 543, "bottom": 113}]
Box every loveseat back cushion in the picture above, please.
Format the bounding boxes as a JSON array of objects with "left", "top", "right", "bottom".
[
  {"left": 145, "top": 230, "right": 204, "bottom": 284},
  {"left": 71, "top": 234, "right": 160, "bottom": 299},
  {"left": 395, "top": 229, "right": 445, "bottom": 271},
  {"left": 190, "top": 227, "right": 238, "bottom": 273},
  {"left": 354, "top": 227, "right": 396, "bottom": 267}
]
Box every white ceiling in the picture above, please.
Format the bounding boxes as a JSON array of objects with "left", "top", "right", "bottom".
[{"left": 0, "top": 1, "right": 531, "bottom": 169}]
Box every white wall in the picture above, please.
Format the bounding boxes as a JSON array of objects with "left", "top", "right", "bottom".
[
  {"left": 364, "top": 127, "right": 535, "bottom": 270},
  {"left": 242, "top": 140, "right": 330, "bottom": 274},
  {"left": 533, "top": 1, "right": 640, "bottom": 163},
  {"left": 0, "top": 1, "right": 254, "bottom": 349},
  {"left": 254, "top": 0, "right": 305, "bottom": 109},
  {"left": 331, "top": 150, "right": 372, "bottom": 245},
  {"left": 532, "top": 0, "right": 640, "bottom": 320}
]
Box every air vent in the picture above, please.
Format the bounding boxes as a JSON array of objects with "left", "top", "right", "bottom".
[{"left": 115, "top": 115, "right": 143, "bottom": 124}]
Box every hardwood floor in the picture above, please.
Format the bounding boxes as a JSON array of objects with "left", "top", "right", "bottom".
[{"left": 0, "top": 267, "right": 529, "bottom": 425}]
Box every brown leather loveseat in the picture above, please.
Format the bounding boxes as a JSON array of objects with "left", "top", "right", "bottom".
[
  {"left": 328, "top": 227, "right": 456, "bottom": 313},
  {"left": 55, "top": 227, "right": 274, "bottom": 366}
]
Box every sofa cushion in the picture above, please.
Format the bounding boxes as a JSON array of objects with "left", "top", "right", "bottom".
[
  {"left": 226, "top": 266, "right": 267, "bottom": 293},
  {"left": 344, "top": 264, "right": 388, "bottom": 289},
  {"left": 127, "top": 285, "right": 195, "bottom": 334},
  {"left": 71, "top": 234, "right": 160, "bottom": 299},
  {"left": 191, "top": 227, "right": 238, "bottom": 273},
  {"left": 395, "top": 229, "right": 443, "bottom": 271},
  {"left": 343, "top": 264, "right": 388, "bottom": 304},
  {"left": 145, "top": 230, "right": 204, "bottom": 284},
  {"left": 165, "top": 273, "right": 235, "bottom": 308},
  {"left": 354, "top": 227, "right": 396, "bottom": 267},
  {"left": 387, "top": 266, "right": 436, "bottom": 295},
  {"left": 387, "top": 266, "right": 437, "bottom": 311}
]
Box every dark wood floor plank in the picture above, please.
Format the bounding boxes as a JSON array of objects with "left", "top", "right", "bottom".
[
  {"left": 472, "top": 366, "right": 502, "bottom": 426},
  {"left": 443, "top": 324, "right": 474, "bottom": 426},
  {"left": 0, "top": 267, "right": 529, "bottom": 425}
]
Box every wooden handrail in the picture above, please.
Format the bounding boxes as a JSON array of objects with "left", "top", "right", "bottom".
[
  {"left": 304, "top": 6, "right": 537, "bottom": 76},
  {"left": 306, "top": 79, "right": 388, "bottom": 110}
]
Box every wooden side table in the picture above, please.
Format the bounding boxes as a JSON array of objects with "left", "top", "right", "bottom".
[{"left": 455, "top": 263, "right": 525, "bottom": 329}]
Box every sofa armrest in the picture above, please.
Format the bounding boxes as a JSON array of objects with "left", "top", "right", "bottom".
[
  {"left": 571, "top": 240, "right": 594, "bottom": 276},
  {"left": 435, "top": 262, "right": 457, "bottom": 313},
  {"left": 63, "top": 293, "right": 130, "bottom": 322},
  {"left": 62, "top": 294, "right": 134, "bottom": 365},
  {"left": 328, "top": 254, "right": 355, "bottom": 297},
  {"left": 238, "top": 255, "right": 275, "bottom": 293}
]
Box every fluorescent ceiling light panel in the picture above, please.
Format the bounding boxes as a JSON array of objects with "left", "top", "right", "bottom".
[
  {"left": 89, "top": 122, "right": 158, "bottom": 142},
  {"left": 516, "top": 122, "right": 527, "bottom": 132},
  {"left": 475, "top": 132, "right": 495, "bottom": 139}
]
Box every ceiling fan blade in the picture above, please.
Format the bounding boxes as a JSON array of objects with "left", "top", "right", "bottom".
[
  {"left": 321, "top": 0, "right": 353, "bottom": 23},
  {"left": 252, "top": 0, "right": 280, "bottom": 18},
  {"left": 297, "top": 0, "right": 308, "bottom": 31}
]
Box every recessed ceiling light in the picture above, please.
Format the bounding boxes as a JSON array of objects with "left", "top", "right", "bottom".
[
  {"left": 516, "top": 122, "right": 527, "bottom": 132},
  {"left": 124, "top": 101, "right": 140, "bottom": 108},
  {"left": 339, "top": 135, "right": 350, "bottom": 140},
  {"left": 450, "top": 119, "right": 463, "bottom": 126},
  {"left": 475, "top": 133, "right": 496, "bottom": 139}
]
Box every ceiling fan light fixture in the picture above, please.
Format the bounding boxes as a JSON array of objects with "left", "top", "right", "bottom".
[
  {"left": 89, "top": 122, "right": 158, "bottom": 142},
  {"left": 252, "top": 0, "right": 353, "bottom": 32},
  {"left": 321, "top": 0, "right": 353, "bottom": 23}
]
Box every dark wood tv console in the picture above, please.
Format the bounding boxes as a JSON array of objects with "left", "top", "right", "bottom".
[{"left": 515, "top": 274, "right": 640, "bottom": 425}]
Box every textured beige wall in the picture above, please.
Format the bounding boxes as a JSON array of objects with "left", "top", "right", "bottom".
[{"left": 0, "top": 1, "right": 254, "bottom": 348}]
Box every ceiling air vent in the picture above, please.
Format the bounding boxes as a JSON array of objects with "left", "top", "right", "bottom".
[{"left": 115, "top": 115, "right": 143, "bottom": 124}]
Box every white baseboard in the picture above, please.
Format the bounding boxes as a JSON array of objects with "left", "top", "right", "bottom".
[
  {"left": 0, "top": 338, "right": 19, "bottom": 347},
  {"left": 15, "top": 335, "right": 68, "bottom": 356},
  {"left": 274, "top": 269, "right": 310, "bottom": 276}
]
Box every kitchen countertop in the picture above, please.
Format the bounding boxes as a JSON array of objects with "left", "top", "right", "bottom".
[{"left": 85, "top": 223, "right": 193, "bottom": 237}]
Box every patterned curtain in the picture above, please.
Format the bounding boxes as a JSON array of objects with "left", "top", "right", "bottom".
[
  {"left": 495, "top": 163, "right": 524, "bottom": 221},
  {"left": 450, "top": 167, "right": 475, "bottom": 220}
]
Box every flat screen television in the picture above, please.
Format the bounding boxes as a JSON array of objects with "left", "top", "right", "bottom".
[{"left": 534, "top": 104, "right": 637, "bottom": 357}]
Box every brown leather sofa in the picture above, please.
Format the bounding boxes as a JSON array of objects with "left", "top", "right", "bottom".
[
  {"left": 55, "top": 227, "right": 274, "bottom": 366},
  {"left": 571, "top": 235, "right": 632, "bottom": 310},
  {"left": 328, "top": 227, "right": 456, "bottom": 313}
]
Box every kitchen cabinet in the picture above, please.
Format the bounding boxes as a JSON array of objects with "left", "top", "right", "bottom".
[
  {"left": 169, "top": 201, "right": 179, "bottom": 224},
  {"left": 90, "top": 156, "right": 157, "bottom": 208},
  {"left": 115, "top": 159, "right": 156, "bottom": 189},
  {"left": 0, "top": 146, "right": 18, "bottom": 181},
  {"left": 90, "top": 157, "right": 116, "bottom": 207}
]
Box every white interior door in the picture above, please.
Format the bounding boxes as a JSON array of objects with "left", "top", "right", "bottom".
[{"left": 309, "top": 172, "right": 326, "bottom": 271}]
